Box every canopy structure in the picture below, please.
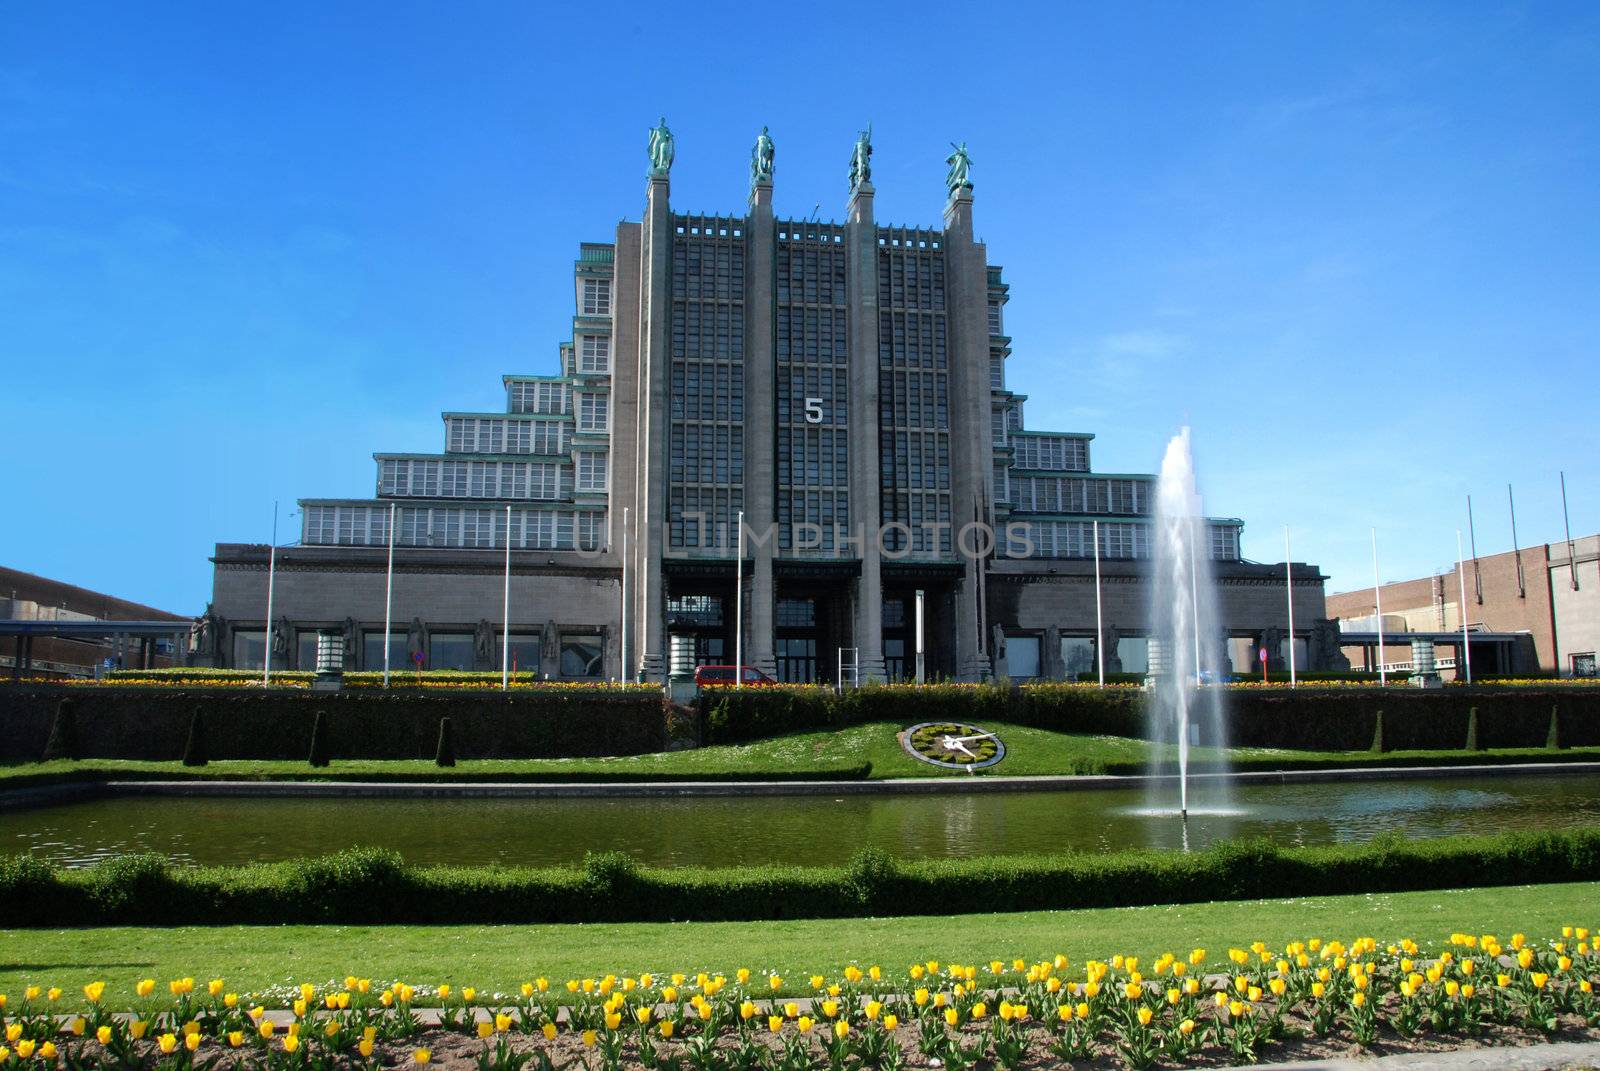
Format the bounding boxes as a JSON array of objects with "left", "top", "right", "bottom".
[{"left": 1, "top": 619, "right": 194, "bottom": 679}]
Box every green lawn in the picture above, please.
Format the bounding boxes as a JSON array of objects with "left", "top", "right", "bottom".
[
  {"left": 3, "top": 722, "right": 1596, "bottom": 787},
  {"left": 3, "top": 881, "right": 1596, "bottom": 1004}
]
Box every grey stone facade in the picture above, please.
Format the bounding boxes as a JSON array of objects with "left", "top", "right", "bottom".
[{"left": 207, "top": 129, "right": 1333, "bottom": 683}]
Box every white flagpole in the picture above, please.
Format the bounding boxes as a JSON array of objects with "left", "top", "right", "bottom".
[
  {"left": 735, "top": 509, "right": 744, "bottom": 688},
  {"left": 383, "top": 502, "right": 396, "bottom": 689},
  {"left": 1284, "top": 526, "right": 1297, "bottom": 688},
  {"left": 1094, "top": 519, "right": 1105, "bottom": 688},
  {"left": 263, "top": 501, "right": 277, "bottom": 687},
  {"left": 620, "top": 507, "right": 629, "bottom": 683},
  {"left": 502, "top": 505, "right": 512, "bottom": 691},
  {"left": 1189, "top": 519, "right": 1201, "bottom": 685},
  {"left": 1371, "top": 527, "right": 1386, "bottom": 686},
  {"left": 1457, "top": 529, "right": 1472, "bottom": 685}
]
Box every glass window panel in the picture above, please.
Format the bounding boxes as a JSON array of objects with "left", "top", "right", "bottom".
[
  {"left": 1006, "top": 635, "right": 1041, "bottom": 679},
  {"left": 428, "top": 633, "right": 474, "bottom": 671},
  {"left": 231, "top": 630, "right": 266, "bottom": 671},
  {"left": 560, "top": 634, "right": 604, "bottom": 679},
  {"left": 363, "top": 631, "right": 408, "bottom": 673},
  {"left": 1060, "top": 637, "right": 1096, "bottom": 680},
  {"left": 1118, "top": 637, "right": 1149, "bottom": 675}
]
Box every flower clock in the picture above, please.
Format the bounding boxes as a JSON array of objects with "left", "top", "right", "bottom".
[{"left": 900, "top": 721, "right": 1006, "bottom": 770}]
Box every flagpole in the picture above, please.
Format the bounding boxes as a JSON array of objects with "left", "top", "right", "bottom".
[
  {"left": 735, "top": 509, "right": 744, "bottom": 688},
  {"left": 1457, "top": 529, "right": 1472, "bottom": 685},
  {"left": 1371, "top": 527, "right": 1386, "bottom": 686},
  {"left": 620, "top": 507, "right": 629, "bottom": 683},
  {"left": 502, "top": 504, "right": 512, "bottom": 691},
  {"left": 383, "top": 503, "right": 396, "bottom": 688},
  {"left": 1093, "top": 519, "right": 1105, "bottom": 688},
  {"left": 1284, "top": 526, "right": 1297, "bottom": 688},
  {"left": 263, "top": 501, "right": 277, "bottom": 687}
]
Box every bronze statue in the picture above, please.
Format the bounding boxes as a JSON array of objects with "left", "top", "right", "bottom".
[
  {"left": 945, "top": 141, "right": 973, "bottom": 195},
  {"left": 750, "top": 125, "right": 774, "bottom": 189},
  {"left": 848, "top": 126, "right": 872, "bottom": 192},
  {"left": 474, "top": 618, "right": 495, "bottom": 664},
  {"left": 648, "top": 117, "right": 674, "bottom": 176},
  {"left": 271, "top": 616, "right": 292, "bottom": 657}
]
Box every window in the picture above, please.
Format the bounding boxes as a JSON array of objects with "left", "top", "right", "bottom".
[
  {"left": 1060, "top": 636, "right": 1095, "bottom": 680},
  {"left": 1210, "top": 525, "right": 1241, "bottom": 561},
  {"left": 296, "top": 631, "right": 319, "bottom": 671},
  {"left": 362, "top": 631, "right": 407, "bottom": 673},
  {"left": 505, "top": 634, "right": 542, "bottom": 674},
  {"left": 581, "top": 278, "right": 611, "bottom": 316},
  {"left": 561, "top": 634, "right": 604, "bottom": 678},
  {"left": 428, "top": 633, "right": 474, "bottom": 671},
  {"left": 989, "top": 356, "right": 1004, "bottom": 390},
  {"left": 1005, "top": 635, "right": 1041, "bottom": 679},
  {"left": 579, "top": 335, "right": 611, "bottom": 373},
  {"left": 578, "top": 393, "right": 609, "bottom": 433},
  {"left": 576, "top": 451, "right": 608, "bottom": 491},
  {"left": 1573, "top": 653, "right": 1597, "bottom": 678},
  {"left": 987, "top": 300, "right": 1002, "bottom": 336},
  {"left": 231, "top": 630, "right": 266, "bottom": 670},
  {"left": 776, "top": 598, "right": 816, "bottom": 628},
  {"left": 1117, "top": 637, "right": 1149, "bottom": 675}
]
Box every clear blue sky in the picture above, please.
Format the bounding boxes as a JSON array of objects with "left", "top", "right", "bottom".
[{"left": 4, "top": 1, "right": 1596, "bottom": 613}]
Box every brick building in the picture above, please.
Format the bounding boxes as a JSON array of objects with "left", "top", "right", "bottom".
[{"left": 1, "top": 565, "right": 187, "bottom": 678}]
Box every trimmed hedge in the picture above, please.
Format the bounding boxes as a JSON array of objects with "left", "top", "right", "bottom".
[
  {"left": 4, "top": 827, "right": 1599, "bottom": 927},
  {"left": 0, "top": 687, "right": 668, "bottom": 762},
  {"left": 698, "top": 684, "right": 1600, "bottom": 751}
]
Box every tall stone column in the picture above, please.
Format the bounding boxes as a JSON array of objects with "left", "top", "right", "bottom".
[
  {"left": 743, "top": 180, "right": 778, "bottom": 676},
  {"left": 635, "top": 174, "right": 673, "bottom": 682},
  {"left": 610, "top": 221, "right": 643, "bottom": 679},
  {"left": 845, "top": 182, "right": 887, "bottom": 682},
  {"left": 944, "top": 188, "right": 996, "bottom": 681}
]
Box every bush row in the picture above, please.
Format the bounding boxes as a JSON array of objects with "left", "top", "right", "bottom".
[
  {"left": 0, "top": 687, "right": 667, "bottom": 762},
  {"left": 4, "top": 827, "right": 1599, "bottom": 927},
  {"left": 698, "top": 684, "right": 1600, "bottom": 751}
]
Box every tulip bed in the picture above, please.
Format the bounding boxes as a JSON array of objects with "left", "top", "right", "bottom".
[{"left": 2, "top": 929, "right": 1598, "bottom": 1071}]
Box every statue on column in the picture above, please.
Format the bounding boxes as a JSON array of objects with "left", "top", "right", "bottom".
[
  {"left": 540, "top": 619, "right": 561, "bottom": 679},
  {"left": 1100, "top": 623, "right": 1123, "bottom": 674},
  {"left": 647, "top": 117, "right": 674, "bottom": 177},
  {"left": 945, "top": 141, "right": 974, "bottom": 196},
  {"left": 342, "top": 617, "right": 359, "bottom": 665},
  {"left": 271, "top": 616, "right": 292, "bottom": 658},
  {"left": 848, "top": 125, "right": 872, "bottom": 192},
  {"left": 750, "top": 125, "right": 775, "bottom": 190},
  {"left": 1311, "top": 618, "right": 1351, "bottom": 671},
  {"left": 990, "top": 624, "right": 1008, "bottom": 681}
]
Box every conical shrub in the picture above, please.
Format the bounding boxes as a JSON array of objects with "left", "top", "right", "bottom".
[
  {"left": 1547, "top": 705, "right": 1563, "bottom": 750},
  {"left": 181, "top": 710, "right": 208, "bottom": 767},
  {"left": 1370, "top": 709, "right": 1385, "bottom": 753},
  {"left": 1464, "top": 707, "right": 1479, "bottom": 751},
  {"left": 308, "top": 710, "right": 331, "bottom": 767},
  {"left": 41, "top": 698, "right": 78, "bottom": 762},
  {"left": 434, "top": 717, "right": 456, "bottom": 767}
]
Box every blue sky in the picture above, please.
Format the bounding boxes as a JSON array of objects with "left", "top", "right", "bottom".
[{"left": 4, "top": 1, "right": 1596, "bottom": 613}]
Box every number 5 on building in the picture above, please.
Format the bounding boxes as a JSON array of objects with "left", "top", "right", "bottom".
[{"left": 804, "top": 398, "right": 824, "bottom": 424}]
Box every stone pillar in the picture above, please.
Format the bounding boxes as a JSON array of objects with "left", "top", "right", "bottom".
[
  {"left": 635, "top": 175, "right": 673, "bottom": 682},
  {"left": 943, "top": 188, "right": 995, "bottom": 681},
  {"left": 1043, "top": 624, "right": 1061, "bottom": 680},
  {"left": 845, "top": 182, "right": 887, "bottom": 682},
  {"left": 610, "top": 220, "right": 644, "bottom": 680},
  {"left": 742, "top": 180, "right": 778, "bottom": 677}
]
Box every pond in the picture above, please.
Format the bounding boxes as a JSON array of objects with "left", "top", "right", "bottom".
[{"left": 5, "top": 772, "right": 1599, "bottom": 870}]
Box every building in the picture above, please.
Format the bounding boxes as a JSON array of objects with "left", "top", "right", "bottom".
[
  {"left": 2, "top": 565, "right": 188, "bottom": 679},
  {"left": 205, "top": 125, "right": 1333, "bottom": 683},
  {"left": 1326, "top": 534, "right": 1600, "bottom": 678}
]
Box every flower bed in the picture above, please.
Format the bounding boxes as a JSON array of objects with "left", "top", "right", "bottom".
[{"left": 1, "top": 929, "right": 1597, "bottom": 1070}]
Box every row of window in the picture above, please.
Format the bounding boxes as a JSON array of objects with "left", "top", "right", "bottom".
[
  {"left": 669, "top": 361, "right": 745, "bottom": 423},
  {"left": 580, "top": 278, "right": 611, "bottom": 317},
  {"left": 775, "top": 488, "right": 851, "bottom": 551},
  {"left": 509, "top": 381, "right": 568, "bottom": 416},
  {"left": 878, "top": 429, "right": 952, "bottom": 491},
  {"left": 881, "top": 489, "right": 954, "bottom": 555},
  {"left": 879, "top": 368, "right": 950, "bottom": 430},
  {"left": 668, "top": 485, "right": 744, "bottom": 550},
  {"left": 776, "top": 305, "right": 849, "bottom": 362},
  {"left": 1007, "top": 476, "right": 1150, "bottom": 516},
  {"left": 778, "top": 426, "right": 850, "bottom": 489},
  {"left": 1007, "top": 634, "right": 1300, "bottom": 680},
  {"left": 232, "top": 628, "right": 606, "bottom": 678},
  {"left": 671, "top": 225, "right": 745, "bottom": 302},
  {"left": 996, "top": 520, "right": 1240, "bottom": 561},
  {"left": 671, "top": 301, "right": 746, "bottom": 361},
  {"left": 301, "top": 505, "right": 604, "bottom": 551},
  {"left": 775, "top": 243, "right": 847, "bottom": 306},
  {"left": 377, "top": 458, "right": 567, "bottom": 500},
  {"left": 668, "top": 422, "right": 744, "bottom": 486},
  {"left": 877, "top": 311, "right": 950, "bottom": 369},
  {"left": 577, "top": 335, "right": 610, "bottom": 374},
  {"left": 1010, "top": 435, "right": 1090, "bottom": 472},
  {"left": 446, "top": 417, "right": 569, "bottom": 456},
  {"left": 877, "top": 250, "right": 946, "bottom": 311}
]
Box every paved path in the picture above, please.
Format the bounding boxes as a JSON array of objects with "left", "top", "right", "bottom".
[{"left": 1244, "top": 1039, "right": 1600, "bottom": 1071}]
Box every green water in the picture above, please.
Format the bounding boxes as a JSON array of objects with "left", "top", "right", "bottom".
[{"left": 4, "top": 773, "right": 1598, "bottom": 869}]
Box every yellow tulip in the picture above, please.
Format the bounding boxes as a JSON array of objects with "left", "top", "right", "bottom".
[
  {"left": 914, "top": 988, "right": 929, "bottom": 1007},
  {"left": 477, "top": 1022, "right": 494, "bottom": 1039},
  {"left": 496, "top": 1014, "right": 513, "bottom": 1034},
  {"left": 358, "top": 1039, "right": 374, "bottom": 1058},
  {"left": 40, "top": 1042, "right": 57, "bottom": 1060},
  {"left": 769, "top": 975, "right": 783, "bottom": 991},
  {"left": 1179, "top": 1019, "right": 1195, "bottom": 1036},
  {"left": 23, "top": 987, "right": 40, "bottom": 1001},
  {"left": 883, "top": 1014, "right": 898, "bottom": 1031},
  {"left": 283, "top": 1035, "right": 301, "bottom": 1053},
  {"left": 943, "top": 1008, "right": 959, "bottom": 1027},
  {"left": 230, "top": 1032, "right": 245, "bottom": 1048},
  {"left": 96, "top": 1026, "right": 113, "bottom": 1046},
  {"left": 186, "top": 1035, "right": 201, "bottom": 1053},
  {"left": 821, "top": 1000, "right": 838, "bottom": 1019},
  {"left": 130, "top": 1022, "right": 149, "bottom": 1040},
  {"left": 739, "top": 1002, "right": 756, "bottom": 1022},
  {"left": 1228, "top": 1001, "right": 1245, "bottom": 1018},
  {"left": 1352, "top": 992, "right": 1367, "bottom": 1007},
  {"left": 157, "top": 1035, "right": 178, "bottom": 1055},
  {"left": 768, "top": 1015, "right": 783, "bottom": 1033},
  {"left": 605, "top": 1013, "right": 622, "bottom": 1031},
  {"left": 833, "top": 1021, "right": 849, "bottom": 1040},
  {"left": 462, "top": 988, "right": 476, "bottom": 1003},
  {"left": 438, "top": 985, "right": 452, "bottom": 1000},
  {"left": 224, "top": 994, "right": 238, "bottom": 1008},
  {"left": 413, "top": 1048, "right": 431, "bottom": 1065},
  {"left": 864, "top": 1001, "right": 881, "bottom": 1021},
  {"left": 83, "top": 982, "right": 105, "bottom": 1003},
  {"left": 1136, "top": 1007, "right": 1153, "bottom": 1026},
  {"left": 259, "top": 1021, "right": 275, "bottom": 1040},
  {"left": 542, "top": 1024, "right": 558, "bottom": 1041},
  {"left": 797, "top": 1016, "right": 814, "bottom": 1034}
]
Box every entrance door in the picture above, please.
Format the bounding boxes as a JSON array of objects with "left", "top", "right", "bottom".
[{"left": 775, "top": 597, "right": 821, "bottom": 682}]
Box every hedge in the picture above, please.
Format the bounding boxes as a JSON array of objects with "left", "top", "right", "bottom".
[
  {"left": 698, "top": 684, "right": 1600, "bottom": 751},
  {"left": 0, "top": 687, "right": 668, "bottom": 762},
  {"left": 4, "top": 826, "right": 1599, "bottom": 927}
]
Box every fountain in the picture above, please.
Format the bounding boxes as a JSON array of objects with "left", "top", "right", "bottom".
[{"left": 1148, "top": 427, "right": 1230, "bottom": 817}]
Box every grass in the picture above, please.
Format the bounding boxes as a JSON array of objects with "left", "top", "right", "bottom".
[
  {"left": 3, "top": 722, "right": 1596, "bottom": 787},
  {"left": 3, "top": 881, "right": 1596, "bottom": 1004}
]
